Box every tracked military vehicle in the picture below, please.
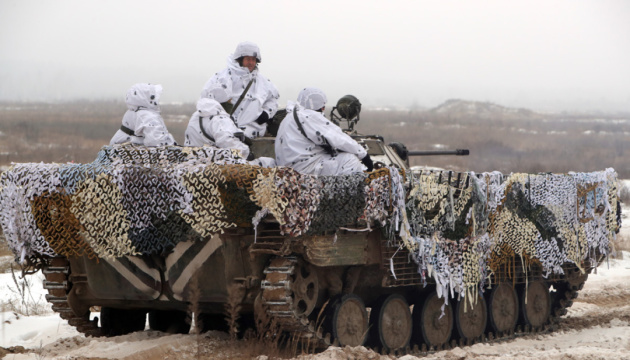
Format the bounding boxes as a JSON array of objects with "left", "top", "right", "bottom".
[{"left": 0, "top": 96, "right": 621, "bottom": 354}]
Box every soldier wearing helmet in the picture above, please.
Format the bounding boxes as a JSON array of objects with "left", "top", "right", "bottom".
[
  {"left": 275, "top": 87, "right": 373, "bottom": 175},
  {"left": 200, "top": 41, "right": 279, "bottom": 139}
]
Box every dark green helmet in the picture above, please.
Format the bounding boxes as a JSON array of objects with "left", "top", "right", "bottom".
[{"left": 336, "top": 95, "right": 361, "bottom": 120}]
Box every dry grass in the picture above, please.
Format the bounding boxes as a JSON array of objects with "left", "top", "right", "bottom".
[
  {"left": 358, "top": 109, "right": 630, "bottom": 177},
  {"left": 0, "top": 231, "right": 10, "bottom": 256},
  {"left": 0, "top": 231, "right": 17, "bottom": 273},
  {"left": 235, "top": 300, "right": 332, "bottom": 358},
  {"left": 1, "top": 100, "right": 628, "bottom": 178},
  {"left": 239, "top": 320, "right": 305, "bottom": 359},
  {"left": 224, "top": 284, "right": 243, "bottom": 340},
  {"left": 0, "top": 101, "right": 193, "bottom": 166}
]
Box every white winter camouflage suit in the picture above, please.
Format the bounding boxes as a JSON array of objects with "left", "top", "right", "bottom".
[
  {"left": 200, "top": 42, "right": 279, "bottom": 139},
  {"left": 275, "top": 88, "right": 367, "bottom": 175},
  {"left": 184, "top": 98, "right": 251, "bottom": 158},
  {"left": 110, "top": 83, "right": 176, "bottom": 146}
]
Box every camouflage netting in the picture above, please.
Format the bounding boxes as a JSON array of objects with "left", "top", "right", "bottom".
[
  {"left": 396, "top": 168, "right": 620, "bottom": 303},
  {"left": 0, "top": 144, "right": 621, "bottom": 302}
]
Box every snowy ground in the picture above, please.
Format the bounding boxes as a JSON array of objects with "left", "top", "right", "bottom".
[{"left": 1, "top": 190, "right": 629, "bottom": 359}]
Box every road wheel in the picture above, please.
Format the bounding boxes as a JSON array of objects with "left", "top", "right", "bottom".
[
  {"left": 454, "top": 294, "right": 487, "bottom": 341},
  {"left": 325, "top": 294, "right": 368, "bottom": 347},
  {"left": 487, "top": 283, "right": 518, "bottom": 334},
  {"left": 413, "top": 291, "right": 453, "bottom": 348},
  {"left": 520, "top": 281, "right": 551, "bottom": 329},
  {"left": 369, "top": 294, "right": 412, "bottom": 352}
]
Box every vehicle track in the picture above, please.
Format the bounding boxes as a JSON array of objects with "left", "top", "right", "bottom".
[
  {"left": 43, "top": 255, "right": 592, "bottom": 357},
  {"left": 258, "top": 257, "right": 590, "bottom": 356}
]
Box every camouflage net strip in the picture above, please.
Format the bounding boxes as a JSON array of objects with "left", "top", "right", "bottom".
[
  {"left": 0, "top": 144, "right": 621, "bottom": 303},
  {"left": 392, "top": 168, "right": 620, "bottom": 303}
]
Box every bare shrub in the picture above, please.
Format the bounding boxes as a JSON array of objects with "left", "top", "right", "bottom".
[{"left": 4, "top": 265, "right": 51, "bottom": 316}]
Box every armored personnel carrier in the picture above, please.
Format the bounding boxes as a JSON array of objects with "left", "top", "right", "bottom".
[{"left": 0, "top": 96, "right": 621, "bottom": 353}]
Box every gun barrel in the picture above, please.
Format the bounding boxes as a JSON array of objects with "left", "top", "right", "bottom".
[{"left": 407, "top": 149, "right": 470, "bottom": 156}]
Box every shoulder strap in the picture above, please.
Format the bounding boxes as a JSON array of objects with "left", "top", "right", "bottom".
[
  {"left": 293, "top": 107, "right": 311, "bottom": 141},
  {"left": 199, "top": 116, "right": 215, "bottom": 142},
  {"left": 230, "top": 78, "right": 255, "bottom": 116},
  {"left": 120, "top": 125, "right": 135, "bottom": 137}
]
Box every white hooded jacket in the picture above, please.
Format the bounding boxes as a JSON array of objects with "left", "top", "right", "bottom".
[
  {"left": 184, "top": 98, "right": 250, "bottom": 159},
  {"left": 110, "top": 84, "right": 176, "bottom": 147},
  {"left": 275, "top": 101, "right": 367, "bottom": 175},
  {"left": 201, "top": 56, "right": 279, "bottom": 139}
]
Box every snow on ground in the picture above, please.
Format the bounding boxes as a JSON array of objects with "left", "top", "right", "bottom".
[
  {"left": 1, "top": 200, "right": 629, "bottom": 359},
  {"left": 0, "top": 271, "right": 82, "bottom": 350}
]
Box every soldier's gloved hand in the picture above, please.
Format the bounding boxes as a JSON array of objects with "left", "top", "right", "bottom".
[
  {"left": 255, "top": 111, "right": 270, "bottom": 125},
  {"left": 361, "top": 154, "right": 374, "bottom": 172}
]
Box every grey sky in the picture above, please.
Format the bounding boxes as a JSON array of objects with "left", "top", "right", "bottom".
[{"left": 1, "top": 0, "right": 629, "bottom": 112}]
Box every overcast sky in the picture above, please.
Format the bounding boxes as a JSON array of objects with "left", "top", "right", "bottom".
[{"left": 0, "top": 0, "right": 629, "bottom": 112}]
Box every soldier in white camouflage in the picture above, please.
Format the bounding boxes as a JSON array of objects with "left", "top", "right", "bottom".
[
  {"left": 200, "top": 41, "right": 279, "bottom": 139},
  {"left": 275, "top": 87, "right": 373, "bottom": 175},
  {"left": 110, "top": 83, "right": 176, "bottom": 147}
]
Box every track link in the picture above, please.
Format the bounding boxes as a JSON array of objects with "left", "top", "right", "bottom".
[
  {"left": 260, "top": 257, "right": 333, "bottom": 349},
  {"left": 42, "top": 257, "right": 102, "bottom": 337}
]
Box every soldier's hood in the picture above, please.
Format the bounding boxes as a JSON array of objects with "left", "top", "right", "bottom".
[
  {"left": 125, "top": 83, "right": 162, "bottom": 112},
  {"left": 297, "top": 87, "right": 327, "bottom": 110},
  {"left": 226, "top": 56, "right": 258, "bottom": 77},
  {"left": 196, "top": 98, "right": 228, "bottom": 117}
]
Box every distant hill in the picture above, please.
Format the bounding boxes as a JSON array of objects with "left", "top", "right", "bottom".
[{"left": 428, "top": 99, "right": 543, "bottom": 121}]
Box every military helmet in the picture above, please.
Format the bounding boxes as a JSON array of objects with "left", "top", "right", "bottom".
[
  {"left": 233, "top": 41, "right": 261, "bottom": 63},
  {"left": 336, "top": 95, "right": 361, "bottom": 120}
]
